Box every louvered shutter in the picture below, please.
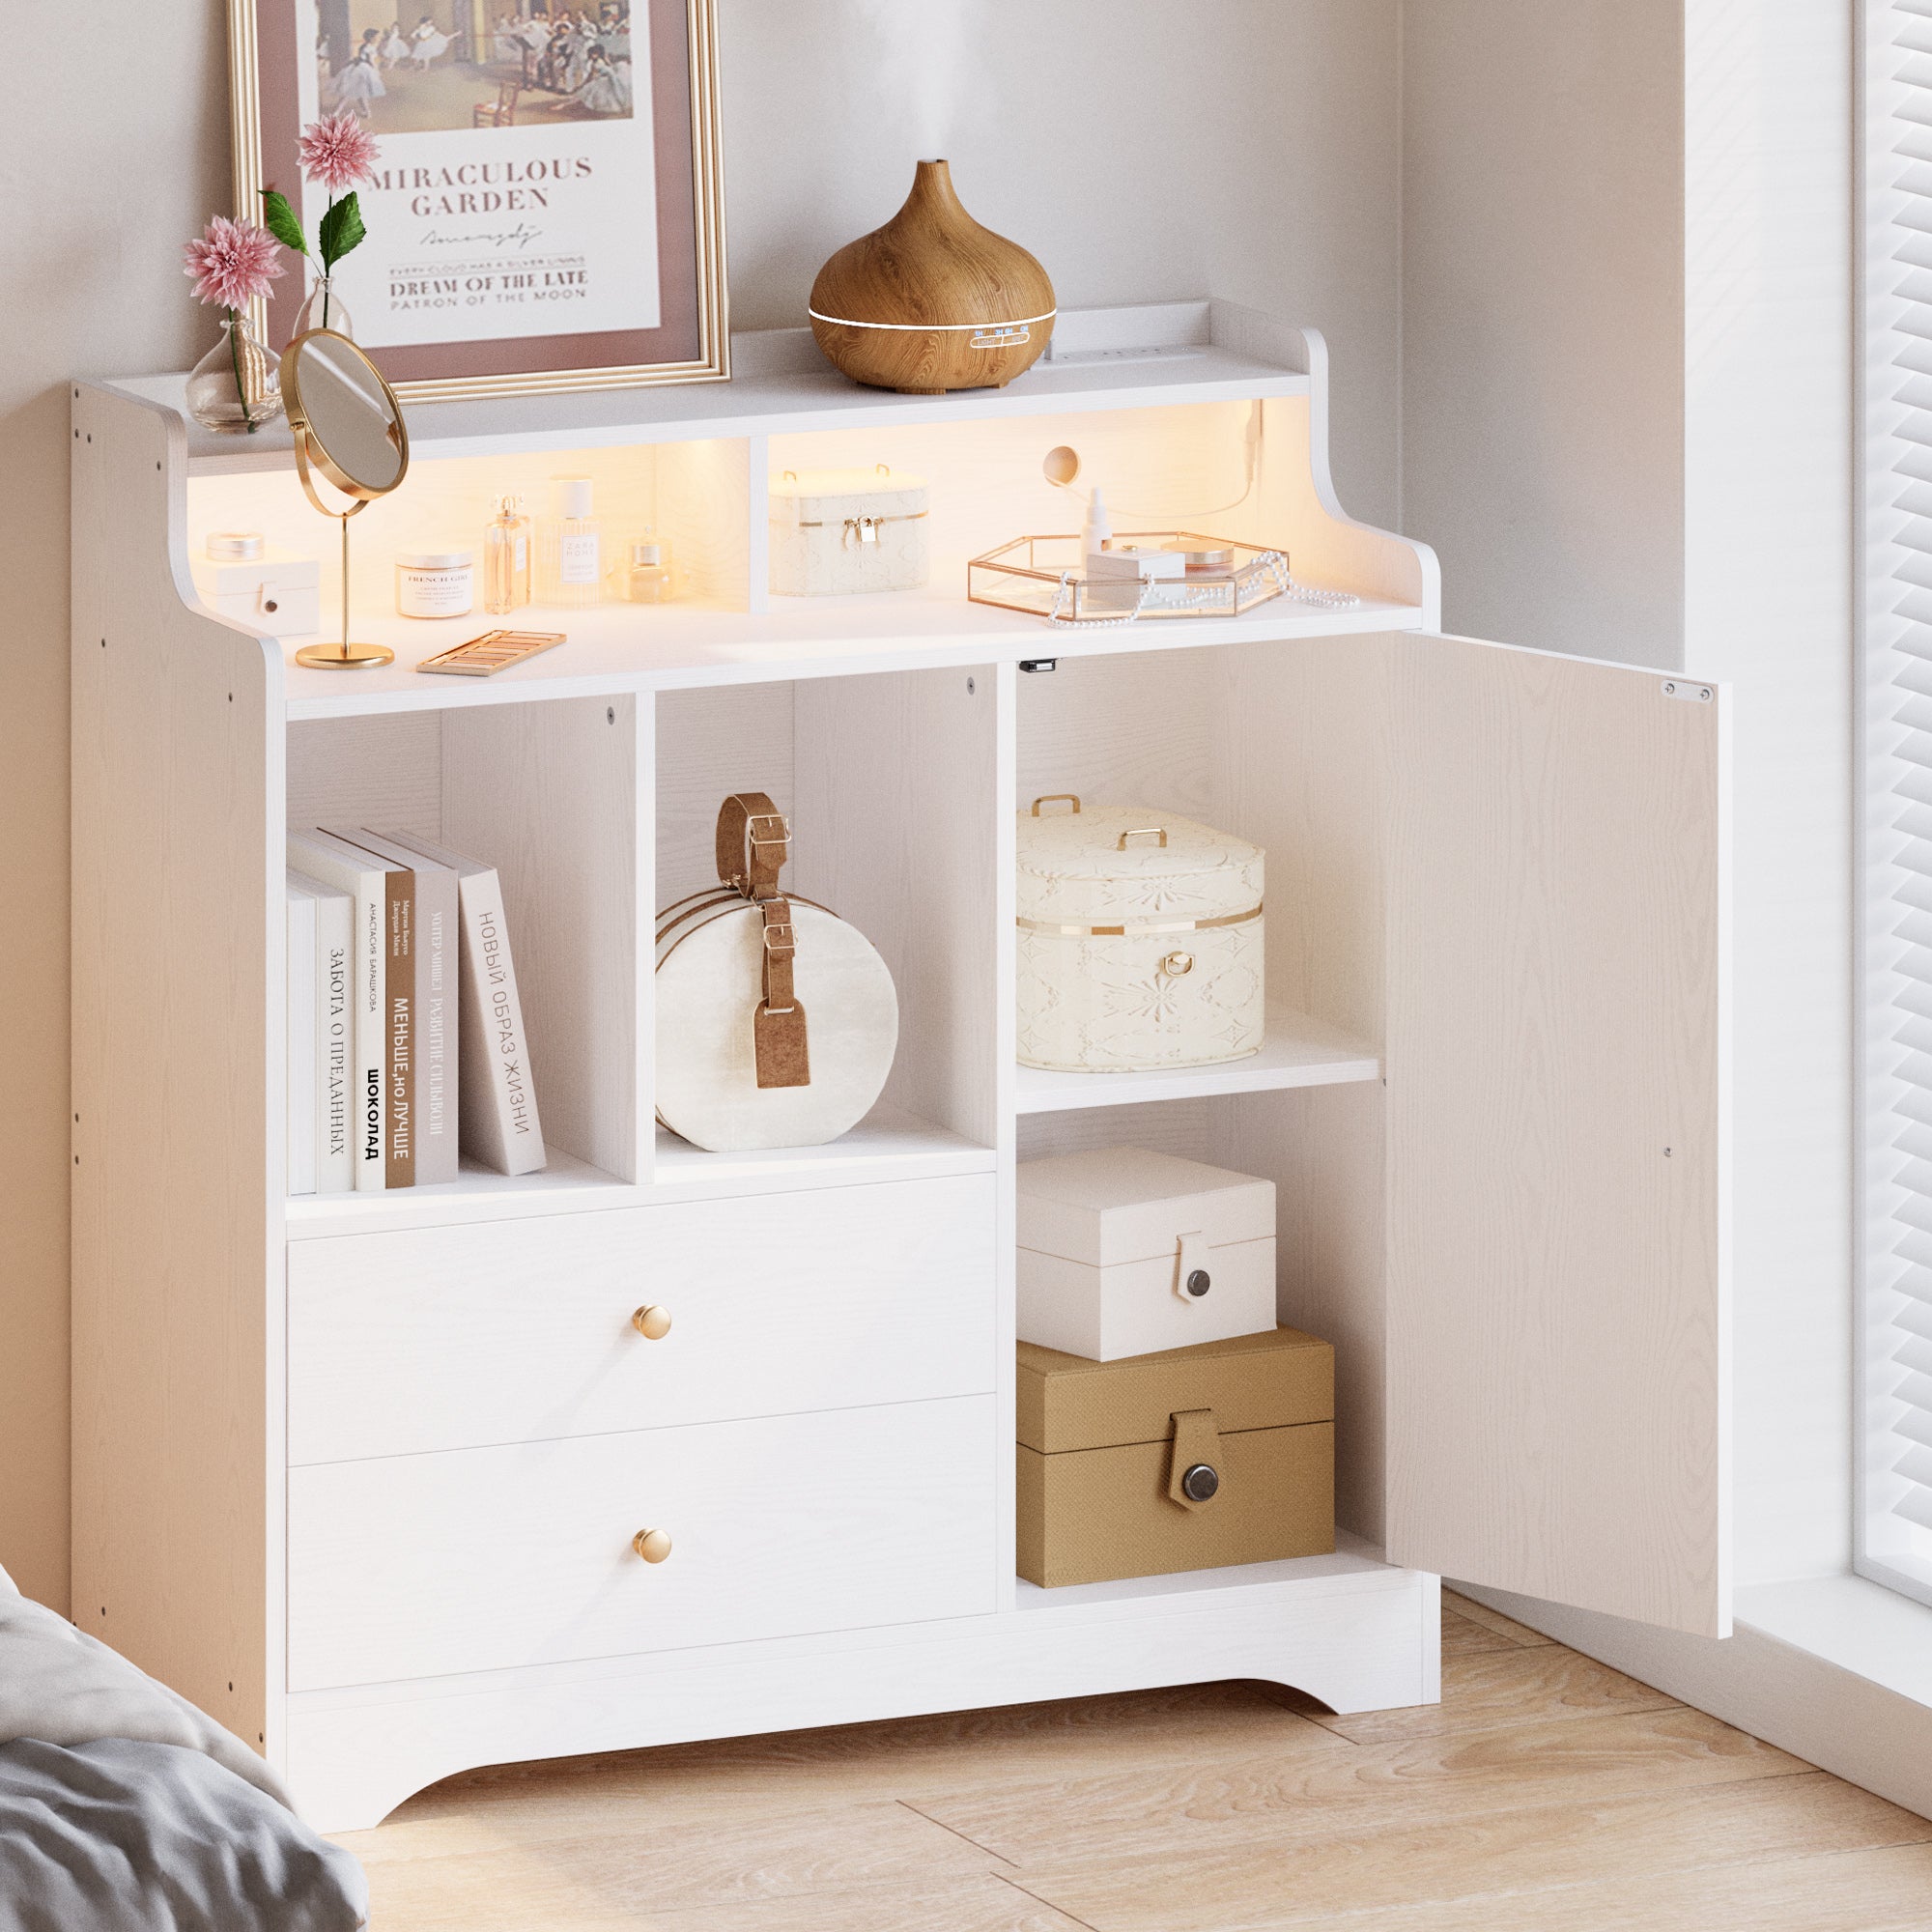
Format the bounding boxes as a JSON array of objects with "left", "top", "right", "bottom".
[{"left": 1862, "top": 0, "right": 1932, "bottom": 1605}]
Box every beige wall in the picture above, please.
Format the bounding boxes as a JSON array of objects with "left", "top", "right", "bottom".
[
  {"left": 0, "top": 0, "right": 1401, "bottom": 1610},
  {"left": 1400, "top": 1, "right": 1686, "bottom": 669}
]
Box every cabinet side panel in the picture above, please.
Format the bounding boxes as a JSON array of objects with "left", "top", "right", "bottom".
[
  {"left": 71, "top": 388, "right": 278, "bottom": 1748},
  {"left": 1385, "top": 633, "right": 1728, "bottom": 1635}
]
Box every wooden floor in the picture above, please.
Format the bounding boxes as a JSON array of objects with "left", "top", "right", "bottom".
[{"left": 334, "top": 1594, "right": 1932, "bottom": 1931}]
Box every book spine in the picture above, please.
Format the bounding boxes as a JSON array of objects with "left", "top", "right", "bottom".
[
  {"left": 384, "top": 867, "right": 415, "bottom": 1189},
  {"left": 287, "top": 890, "right": 316, "bottom": 1196},
  {"left": 314, "top": 892, "right": 354, "bottom": 1194},
  {"left": 455, "top": 867, "right": 546, "bottom": 1176},
  {"left": 416, "top": 864, "right": 457, "bottom": 1184},
  {"left": 355, "top": 879, "right": 384, "bottom": 1190}
]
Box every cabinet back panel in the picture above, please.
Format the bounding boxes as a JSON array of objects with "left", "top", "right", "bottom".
[
  {"left": 654, "top": 683, "right": 796, "bottom": 908},
  {"left": 287, "top": 713, "right": 443, "bottom": 840}
]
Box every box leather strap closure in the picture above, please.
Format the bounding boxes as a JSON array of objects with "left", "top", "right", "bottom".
[
  {"left": 714, "top": 793, "right": 811, "bottom": 1090},
  {"left": 1167, "top": 1408, "right": 1224, "bottom": 1510}
]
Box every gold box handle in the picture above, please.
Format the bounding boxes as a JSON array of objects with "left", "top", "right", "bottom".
[
  {"left": 1118, "top": 826, "right": 1169, "bottom": 850},
  {"left": 632, "top": 1304, "right": 672, "bottom": 1340},
  {"left": 1030, "top": 793, "right": 1081, "bottom": 816}
]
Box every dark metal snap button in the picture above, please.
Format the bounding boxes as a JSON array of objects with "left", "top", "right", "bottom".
[
  {"left": 1181, "top": 1462, "right": 1220, "bottom": 1502},
  {"left": 1185, "top": 1269, "right": 1211, "bottom": 1297}
]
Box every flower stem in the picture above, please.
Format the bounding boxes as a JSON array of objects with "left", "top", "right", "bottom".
[{"left": 226, "top": 308, "right": 257, "bottom": 434}]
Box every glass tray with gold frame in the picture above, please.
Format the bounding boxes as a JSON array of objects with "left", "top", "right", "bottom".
[{"left": 967, "top": 532, "right": 1326, "bottom": 626}]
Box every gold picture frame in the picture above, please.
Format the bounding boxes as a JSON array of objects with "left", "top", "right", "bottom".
[{"left": 228, "top": 0, "right": 727, "bottom": 404}]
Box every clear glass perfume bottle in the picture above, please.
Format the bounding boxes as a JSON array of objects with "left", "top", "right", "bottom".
[
  {"left": 482, "top": 495, "right": 532, "bottom": 614},
  {"left": 623, "top": 534, "right": 676, "bottom": 604},
  {"left": 539, "top": 476, "right": 603, "bottom": 608}
]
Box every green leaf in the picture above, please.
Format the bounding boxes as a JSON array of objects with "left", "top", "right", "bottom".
[
  {"left": 258, "top": 187, "right": 308, "bottom": 256},
  {"left": 318, "top": 192, "right": 366, "bottom": 270}
]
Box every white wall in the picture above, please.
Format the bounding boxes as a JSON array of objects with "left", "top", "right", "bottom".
[
  {"left": 1401, "top": 2, "right": 1686, "bottom": 670},
  {"left": 0, "top": 0, "right": 1403, "bottom": 1612}
]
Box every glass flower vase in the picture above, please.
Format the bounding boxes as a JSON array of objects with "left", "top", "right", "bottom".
[
  {"left": 185, "top": 313, "right": 283, "bottom": 434},
  {"left": 294, "top": 276, "right": 354, "bottom": 340}
]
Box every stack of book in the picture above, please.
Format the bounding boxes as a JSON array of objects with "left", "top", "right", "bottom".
[{"left": 285, "top": 829, "right": 546, "bottom": 1195}]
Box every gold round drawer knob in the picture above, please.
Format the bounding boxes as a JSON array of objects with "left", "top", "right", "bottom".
[
  {"left": 1160, "top": 950, "right": 1195, "bottom": 977},
  {"left": 632, "top": 1304, "right": 672, "bottom": 1340},
  {"left": 633, "top": 1528, "right": 672, "bottom": 1564}
]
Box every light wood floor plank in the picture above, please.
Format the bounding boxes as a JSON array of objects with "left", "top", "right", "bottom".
[
  {"left": 909, "top": 1708, "right": 1808, "bottom": 1865},
  {"left": 1438, "top": 1608, "right": 1522, "bottom": 1656},
  {"left": 1271, "top": 1839, "right": 1932, "bottom": 1932},
  {"left": 343, "top": 1795, "right": 1002, "bottom": 1927},
  {"left": 1439, "top": 1589, "right": 1553, "bottom": 1646},
  {"left": 644, "top": 1872, "right": 1094, "bottom": 1932},
  {"left": 1011, "top": 1773, "right": 1932, "bottom": 1932},
  {"left": 1305, "top": 1644, "right": 1679, "bottom": 1745}
]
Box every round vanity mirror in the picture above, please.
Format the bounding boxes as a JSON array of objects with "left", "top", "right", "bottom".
[
  {"left": 284, "top": 330, "right": 408, "bottom": 500},
  {"left": 279, "top": 329, "right": 411, "bottom": 669}
]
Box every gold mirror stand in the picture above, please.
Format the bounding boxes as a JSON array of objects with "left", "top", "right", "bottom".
[{"left": 291, "top": 437, "right": 392, "bottom": 671}]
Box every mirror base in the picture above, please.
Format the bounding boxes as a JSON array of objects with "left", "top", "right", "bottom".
[{"left": 295, "top": 640, "right": 395, "bottom": 670}]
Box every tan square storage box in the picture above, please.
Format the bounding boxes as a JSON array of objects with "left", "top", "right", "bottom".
[{"left": 1016, "top": 1326, "right": 1335, "bottom": 1588}]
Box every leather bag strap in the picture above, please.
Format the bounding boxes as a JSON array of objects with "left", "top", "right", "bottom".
[
  {"left": 717, "top": 792, "right": 791, "bottom": 901},
  {"left": 753, "top": 896, "right": 810, "bottom": 1089}
]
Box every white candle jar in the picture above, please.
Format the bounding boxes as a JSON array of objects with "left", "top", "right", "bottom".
[{"left": 395, "top": 549, "right": 475, "bottom": 619}]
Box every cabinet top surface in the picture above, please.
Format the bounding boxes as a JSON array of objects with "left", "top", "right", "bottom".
[{"left": 100, "top": 302, "right": 1311, "bottom": 476}]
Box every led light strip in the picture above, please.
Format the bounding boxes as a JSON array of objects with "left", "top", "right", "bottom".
[{"left": 808, "top": 307, "right": 1058, "bottom": 332}]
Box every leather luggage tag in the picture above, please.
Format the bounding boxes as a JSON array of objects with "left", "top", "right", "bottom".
[
  {"left": 754, "top": 897, "right": 810, "bottom": 1089},
  {"left": 716, "top": 794, "right": 813, "bottom": 1091}
]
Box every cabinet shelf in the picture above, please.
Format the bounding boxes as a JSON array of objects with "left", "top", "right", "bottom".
[
  {"left": 285, "top": 1148, "right": 636, "bottom": 1240},
  {"left": 652, "top": 1104, "right": 994, "bottom": 1198},
  {"left": 274, "top": 588, "right": 1423, "bottom": 723},
  {"left": 1012, "top": 1531, "right": 1403, "bottom": 1614},
  {"left": 1014, "top": 1008, "right": 1380, "bottom": 1115}
]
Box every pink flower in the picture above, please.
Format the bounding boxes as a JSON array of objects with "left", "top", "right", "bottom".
[
  {"left": 183, "top": 215, "right": 286, "bottom": 310},
  {"left": 299, "top": 113, "right": 382, "bottom": 194}
]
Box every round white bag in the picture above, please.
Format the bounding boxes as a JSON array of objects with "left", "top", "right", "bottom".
[{"left": 655, "top": 795, "right": 898, "bottom": 1152}]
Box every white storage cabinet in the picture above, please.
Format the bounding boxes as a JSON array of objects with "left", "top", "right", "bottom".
[{"left": 70, "top": 300, "right": 1728, "bottom": 1831}]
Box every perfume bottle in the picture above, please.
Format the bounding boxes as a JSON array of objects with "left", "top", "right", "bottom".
[
  {"left": 623, "top": 534, "right": 676, "bottom": 604},
  {"left": 482, "top": 495, "right": 531, "bottom": 614},
  {"left": 540, "top": 476, "right": 603, "bottom": 608}
]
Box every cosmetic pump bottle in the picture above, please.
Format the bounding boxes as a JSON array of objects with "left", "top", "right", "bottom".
[
  {"left": 540, "top": 476, "right": 603, "bottom": 608},
  {"left": 482, "top": 495, "right": 532, "bottom": 614}
]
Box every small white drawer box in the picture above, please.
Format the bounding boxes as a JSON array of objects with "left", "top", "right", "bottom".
[
  {"left": 1017, "top": 1146, "right": 1276, "bottom": 1361},
  {"left": 190, "top": 536, "right": 321, "bottom": 638}
]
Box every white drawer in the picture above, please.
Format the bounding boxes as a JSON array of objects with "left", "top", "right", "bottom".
[
  {"left": 288, "top": 1395, "right": 997, "bottom": 1689},
  {"left": 288, "top": 1175, "right": 995, "bottom": 1463}
]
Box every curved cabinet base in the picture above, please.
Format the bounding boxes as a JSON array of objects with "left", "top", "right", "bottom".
[{"left": 286, "top": 1548, "right": 1436, "bottom": 1833}]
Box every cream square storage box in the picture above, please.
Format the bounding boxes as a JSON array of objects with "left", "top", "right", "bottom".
[
  {"left": 1018, "top": 1146, "right": 1276, "bottom": 1361},
  {"left": 189, "top": 534, "right": 320, "bottom": 638},
  {"left": 769, "top": 466, "right": 929, "bottom": 595},
  {"left": 1016, "top": 795, "right": 1264, "bottom": 1071}
]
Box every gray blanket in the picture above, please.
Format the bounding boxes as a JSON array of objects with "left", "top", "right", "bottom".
[{"left": 0, "top": 1561, "right": 367, "bottom": 1930}]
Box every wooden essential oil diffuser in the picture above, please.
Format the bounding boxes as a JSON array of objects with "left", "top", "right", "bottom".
[{"left": 809, "top": 159, "right": 1056, "bottom": 395}]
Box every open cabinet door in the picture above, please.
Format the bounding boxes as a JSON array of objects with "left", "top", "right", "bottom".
[{"left": 1384, "top": 633, "right": 1728, "bottom": 1636}]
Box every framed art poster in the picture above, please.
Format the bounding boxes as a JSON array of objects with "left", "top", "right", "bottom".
[{"left": 229, "top": 0, "right": 725, "bottom": 400}]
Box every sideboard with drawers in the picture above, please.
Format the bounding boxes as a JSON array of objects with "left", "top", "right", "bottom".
[{"left": 71, "top": 299, "right": 1727, "bottom": 1830}]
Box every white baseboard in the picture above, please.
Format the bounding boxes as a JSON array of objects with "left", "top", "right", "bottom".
[{"left": 1456, "top": 1574, "right": 1932, "bottom": 1824}]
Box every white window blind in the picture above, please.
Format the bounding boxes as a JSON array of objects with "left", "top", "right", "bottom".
[{"left": 1862, "top": 0, "right": 1932, "bottom": 1607}]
